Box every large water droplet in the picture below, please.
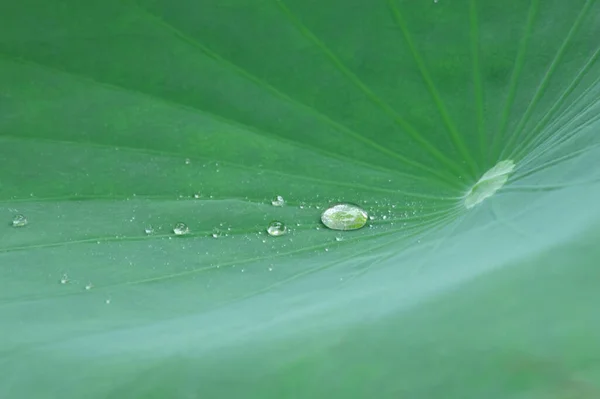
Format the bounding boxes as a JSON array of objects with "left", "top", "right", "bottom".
[
  {"left": 271, "top": 195, "right": 285, "bottom": 207},
  {"left": 173, "top": 222, "right": 190, "bottom": 236},
  {"left": 321, "top": 204, "right": 368, "bottom": 231},
  {"left": 464, "top": 160, "right": 515, "bottom": 209},
  {"left": 12, "top": 214, "right": 28, "bottom": 227},
  {"left": 267, "top": 221, "right": 287, "bottom": 237}
]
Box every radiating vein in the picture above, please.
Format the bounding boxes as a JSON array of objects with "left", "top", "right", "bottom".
[
  {"left": 492, "top": 0, "right": 539, "bottom": 161},
  {"left": 0, "top": 218, "right": 447, "bottom": 306},
  {"left": 115, "top": 214, "right": 455, "bottom": 287},
  {"left": 1, "top": 134, "right": 453, "bottom": 200},
  {"left": 387, "top": 0, "right": 479, "bottom": 178},
  {"left": 509, "top": 47, "right": 600, "bottom": 161},
  {"left": 514, "top": 100, "right": 600, "bottom": 171},
  {"left": 469, "top": 0, "right": 486, "bottom": 166},
  {"left": 276, "top": 0, "right": 468, "bottom": 178},
  {"left": 131, "top": 2, "right": 462, "bottom": 187},
  {"left": 0, "top": 202, "right": 460, "bottom": 255},
  {"left": 511, "top": 144, "right": 600, "bottom": 184},
  {"left": 0, "top": 54, "right": 447, "bottom": 189},
  {"left": 341, "top": 209, "right": 464, "bottom": 285},
  {"left": 501, "top": 0, "right": 594, "bottom": 159}
]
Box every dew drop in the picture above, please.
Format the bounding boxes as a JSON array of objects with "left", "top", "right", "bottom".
[
  {"left": 184, "top": 158, "right": 191, "bottom": 165},
  {"left": 267, "top": 221, "right": 287, "bottom": 237},
  {"left": 60, "top": 274, "right": 69, "bottom": 284},
  {"left": 193, "top": 193, "right": 201, "bottom": 199},
  {"left": 271, "top": 195, "right": 285, "bottom": 207},
  {"left": 12, "top": 214, "right": 28, "bottom": 227},
  {"left": 173, "top": 222, "right": 190, "bottom": 236},
  {"left": 144, "top": 226, "right": 154, "bottom": 235},
  {"left": 321, "top": 204, "right": 368, "bottom": 231},
  {"left": 335, "top": 236, "right": 344, "bottom": 242},
  {"left": 85, "top": 283, "right": 93, "bottom": 290}
]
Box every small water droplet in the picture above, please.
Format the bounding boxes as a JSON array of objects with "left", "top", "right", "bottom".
[
  {"left": 335, "top": 236, "right": 344, "bottom": 242},
  {"left": 85, "top": 283, "right": 93, "bottom": 290},
  {"left": 325, "top": 248, "right": 329, "bottom": 252},
  {"left": 321, "top": 204, "right": 368, "bottom": 231},
  {"left": 12, "top": 214, "right": 28, "bottom": 227},
  {"left": 267, "top": 221, "right": 287, "bottom": 237},
  {"left": 173, "top": 222, "right": 190, "bottom": 236},
  {"left": 268, "top": 266, "right": 273, "bottom": 272},
  {"left": 193, "top": 193, "right": 201, "bottom": 199},
  {"left": 271, "top": 195, "right": 285, "bottom": 207},
  {"left": 184, "top": 158, "right": 191, "bottom": 165},
  {"left": 144, "top": 226, "right": 154, "bottom": 235},
  {"left": 105, "top": 298, "right": 111, "bottom": 305},
  {"left": 60, "top": 274, "right": 69, "bottom": 284}
]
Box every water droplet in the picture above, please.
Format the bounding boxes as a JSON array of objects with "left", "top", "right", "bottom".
[
  {"left": 85, "top": 283, "right": 93, "bottom": 290},
  {"left": 184, "top": 158, "right": 191, "bottom": 165},
  {"left": 267, "top": 221, "right": 287, "bottom": 237},
  {"left": 212, "top": 229, "right": 222, "bottom": 239},
  {"left": 105, "top": 298, "right": 111, "bottom": 305},
  {"left": 321, "top": 204, "right": 368, "bottom": 231},
  {"left": 335, "top": 236, "right": 344, "bottom": 242},
  {"left": 12, "top": 214, "right": 28, "bottom": 227},
  {"left": 464, "top": 160, "right": 515, "bottom": 209},
  {"left": 144, "top": 226, "right": 154, "bottom": 235},
  {"left": 60, "top": 274, "right": 69, "bottom": 284},
  {"left": 271, "top": 195, "right": 285, "bottom": 207},
  {"left": 193, "top": 193, "right": 201, "bottom": 199},
  {"left": 173, "top": 222, "right": 190, "bottom": 236}
]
